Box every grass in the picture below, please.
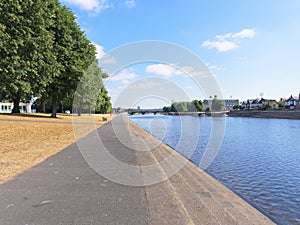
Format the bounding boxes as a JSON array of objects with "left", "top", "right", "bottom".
[{"left": 0, "top": 113, "right": 112, "bottom": 184}]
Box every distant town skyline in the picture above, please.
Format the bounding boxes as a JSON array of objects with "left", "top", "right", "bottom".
[{"left": 60, "top": 0, "right": 300, "bottom": 108}]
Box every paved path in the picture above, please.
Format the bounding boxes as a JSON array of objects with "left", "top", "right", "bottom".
[{"left": 0, "top": 116, "right": 275, "bottom": 225}]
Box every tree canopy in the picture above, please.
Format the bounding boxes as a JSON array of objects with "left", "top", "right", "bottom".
[
  {"left": 73, "top": 61, "right": 111, "bottom": 115},
  {"left": 261, "top": 100, "right": 276, "bottom": 110},
  {"left": 0, "top": 0, "right": 112, "bottom": 117},
  {"left": 46, "top": 4, "right": 97, "bottom": 117},
  {"left": 211, "top": 98, "right": 225, "bottom": 111},
  {"left": 163, "top": 100, "right": 204, "bottom": 113},
  {"left": 0, "top": 0, "right": 58, "bottom": 113}
]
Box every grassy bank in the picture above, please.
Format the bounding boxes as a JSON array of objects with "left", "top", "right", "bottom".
[{"left": 0, "top": 113, "right": 111, "bottom": 184}]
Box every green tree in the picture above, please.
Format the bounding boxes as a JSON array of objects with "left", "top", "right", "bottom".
[
  {"left": 233, "top": 104, "right": 243, "bottom": 110},
  {"left": 0, "top": 0, "right": 58, "bottom": 113},
  {"left": 277, "top": 100, "right": 285, "bottom": 109},
  {"left": 171, "top": 102, "right": 188, "bottom": 112},
  {"left": 163, "top": 106, "right": 172, "bottom": 112},
  {"left": 211, "top": 98, "right": 225, "bottom": 111},
  {"left": 186, "top": 101, "right": 196, "bottom": 112},
  {"left": 74, "top": 61, "right": 108, "bottom": 115},
  {"left": 95, "top": 86, "right": 112, "bottom": 114},
  {"left": 262, "top": 100, "right": 276, "bottom": 110},
  {"left": 192, "top": 100, "right": 204, "bottom": 112},
  {"left": 46, "top": 4, "right": 96, "bottom": 117}
]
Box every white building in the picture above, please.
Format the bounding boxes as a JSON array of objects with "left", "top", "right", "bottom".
[
  {"left": 203, "top": 99, "right": 239, "bottom": 110},
  {"left": 0, "top": 102, "right": 32, "bottom": 113}
]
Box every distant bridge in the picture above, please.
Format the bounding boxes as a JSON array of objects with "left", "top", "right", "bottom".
[{"left": 127, "top": 108, "right": 164, "bottom": 115}]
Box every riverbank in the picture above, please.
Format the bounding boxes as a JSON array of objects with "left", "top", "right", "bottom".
[
  {"left": 0, "top": 113, "right": 111, "bottom": 184},
  {"left": 164, "top": 111, "right": 228, "bottom": 116},
  {"left": 127, "top": 117, "right": 275, "bottom": 224},
  {"left": 227, "top": 110, "right": 300, "bottom": 119}
]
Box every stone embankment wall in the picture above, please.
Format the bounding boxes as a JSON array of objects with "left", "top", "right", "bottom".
[{"left": 227, "top": 110, "right": 300, "bottom": 119}]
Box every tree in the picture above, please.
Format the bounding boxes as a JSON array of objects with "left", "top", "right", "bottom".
[
  {"left": 171, "top": 102, "right": 187, "bottom": 112},
  {"left": 192, "top": 100, "right": 204, "bottom": 112},
  {"left": 262, "top": 100, "right": 276, "bottom": 110},
  {"left": 277, "top": 100, "right": 285, "bottom": 109},
  {"left": 187, "top": 102, "right": 196, "bottom": 112},
  {"left": 74, "top": 61, "right": 107, "bottom": 115},
  {"left": 163, "top": 100, "right": 204, "bottom": 112},
  {"left": 0, "top": 0, "right": 58, "bottom": 113},
  {"left": 95, "top": 87, "right": 112, "bottom": 114},
  {"left": 163, "top": 106, "right": 172, "bottom": 113},
  {"left": 211, "top": 98, "right": 225, "bottom": 111},
  {"left": 233, "top": 104, "right": 243, "bottom": 110},
  {"left": 46, "top": 4, "right": 97, "bottom": 117}
]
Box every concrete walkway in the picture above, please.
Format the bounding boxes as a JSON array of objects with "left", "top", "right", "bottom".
[{"left": 0, "top": 116, "right": 275, "bottom": 225}]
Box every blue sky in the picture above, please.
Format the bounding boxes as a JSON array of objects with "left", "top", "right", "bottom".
[{"left": 60, "top": 0, "right": 300, "bottom": 108}]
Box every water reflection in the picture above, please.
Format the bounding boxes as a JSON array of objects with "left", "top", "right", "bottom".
[{"left": 130, "top": 115, "right": 300, "bottom": 225}]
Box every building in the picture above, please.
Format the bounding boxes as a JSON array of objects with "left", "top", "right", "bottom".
[
  {"left": 0, "top": 102, "right": 32, "bottom": 113},
  {"left": 246, "top": 99, "right": 262, "bottom": 108},
  {"left": 242, "top": 98, "right": 276, "bottom": 109},
  {"left": 203, "top": 99, "right": 239, "bottom": 111},
  {"left": 241, "top": 100, "right": 261, "bottom": 109},
  {"left": 224, "top": 99, "right": 240, "bottom": 110},
  {"left": 284, "top": 94, "right": 300, "bottom": 109}
]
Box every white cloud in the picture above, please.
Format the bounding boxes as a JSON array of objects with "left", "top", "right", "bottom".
[
  {"left": 179, "top": 66, "right": 212, "bottom": 78},
  {"left": 109, "top": 68, "right": 138, "bottom": 84},
  {"left": 232, "top": 29, "right": 255, "bottom": 39},
  {"left": 216, "top": 32, "right": 233, "bottom": 41},
  {"left": 146, "top": 64, "right": 183, "bottom": 77},
  {"left": 202, "top": 40, "right": 239, "bottom": 52},
  {"left": 202, "top": 28, "right": 255, "bottom": 52},
  {"left": 92, "top": 43, "right": 116, "bottom": 65},
  {"left": 125, "top": 0, "right": 135, "bottom": 8},
  {"left": 146, "top": 64, "right": 212, "bottom": 78},
  {"left": 127, "top": 80, "right": 162, "bottom": 90},
  {"left": 92, "top": 43, "right": 106, "bottom": 60},
  {"left": 100, "top": 55, "right": 116, "bottom": 65},
  {"left": 62, "top": 0, "right": 113, "bottom": 13},
  {"left": 206, "top": 63, "right": 225, "bottom": 71}
]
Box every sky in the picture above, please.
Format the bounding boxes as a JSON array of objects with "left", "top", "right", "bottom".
[{"left": 60, "top": 0, "right": 300, "bottom": 108}]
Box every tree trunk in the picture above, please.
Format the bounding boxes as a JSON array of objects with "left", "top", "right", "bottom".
[
  {"left": 40, "top": 98, "right": 46, "bottom": 113},
  {"left": 77, "top": 106, "right": 81, "bottom": 116},
  {"left": 51, "top": 95, "right": 58, "bottom": 118},
  {"left": 11, "top": 94, "right": 21, "bottom": 114}
]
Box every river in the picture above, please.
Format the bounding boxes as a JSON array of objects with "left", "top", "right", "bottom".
[{"left": 129, "top": 115, "right": 300, "bottom": 225}]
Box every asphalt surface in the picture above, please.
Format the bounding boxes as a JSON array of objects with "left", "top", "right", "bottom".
[{"left": 0, "top": 116, "right": 149, "bottom": 225}]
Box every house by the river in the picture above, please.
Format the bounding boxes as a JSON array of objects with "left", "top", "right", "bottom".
[
  {"left": 242, "top": 98, "right": 265, "bottom": 109},
  {"left": 0, "top": 102, "right": 32, "bottom": 113},
  {"left": 284, "top": 95, "right": 299, "bottom": 109}
]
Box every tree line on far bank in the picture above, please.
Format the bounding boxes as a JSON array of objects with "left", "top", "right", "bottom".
[
  {"left": 0, "top": 0, "right": 111, "bottom": 117},
  {"left": 163, "top": 98, "right": 225, "bottom": 113}
]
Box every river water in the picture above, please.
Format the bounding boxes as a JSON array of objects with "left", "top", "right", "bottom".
[{"left": 129, "top": 115, "right": 300, "bottom": 225}]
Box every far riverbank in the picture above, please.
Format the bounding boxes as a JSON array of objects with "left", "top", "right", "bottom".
[{"left": 227, "top": 110, "right": 300, "bottom": 119}]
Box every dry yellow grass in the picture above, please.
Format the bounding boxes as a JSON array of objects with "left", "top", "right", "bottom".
[{"left": 0, "top": 113, "right": 112, "bottom": 184}]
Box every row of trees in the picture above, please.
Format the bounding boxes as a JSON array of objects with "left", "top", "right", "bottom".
[
  {"left": 163, "top": 100, "right": 204, "bottom": 112},
  {"left": 0, "top": 0, "right": 111, "bottom": 117},
  {"left": 163, "top": 98, "right": 225, "bottom": 113}
]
